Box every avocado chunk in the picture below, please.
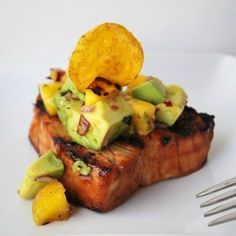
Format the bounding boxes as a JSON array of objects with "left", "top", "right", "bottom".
[
  {"left": 18, "top": 151, "right": 64, "bottom": 199},
  {"left": 156, "top": 85, "right": 188, "bottom": 126},
  {"left": 54, "top": 92, "right": 133, "bottom": 150},
  {"left": 127, "top": 97, "right": 156, "bottom": 135},
  {"left": 60, "top": 77, "right": 85, "bottom": 101},
  {"left": 131, "top": 77, "right": 166, "bottom": 104}
]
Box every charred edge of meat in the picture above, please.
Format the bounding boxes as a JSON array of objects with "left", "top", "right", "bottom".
[
  {"left": 161, "top": 136, "right": 171, "bottom": 145},
  {"left": 66, "top": 192, "right": 103, "bottom": 212},
  {"left": 35, "top": 98, "right": 47, "bottom": 114},
  {"left": 169, "top": 106, "right": 214, "bottom": 136},
  {"left": 199, "top": 113, "right": 215, "bottom": 131},
  {"left": 67, "top": 195, "right": 104, "bottom": 213},
  {"left": 117, "top": 135, "right": 145, "bottom": 149},
  {"left": 87, "top": 206, "right": 104, "bottom": 213},
  {"left": 169, "top": 106, "right": 196, "bottom": 136},
  {"left": 65, "top": 193, "right": 83, "bottom": 207}
]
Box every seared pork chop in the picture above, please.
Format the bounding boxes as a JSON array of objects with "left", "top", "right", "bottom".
[{"left": 29, "top": 97, "right": 214, "bottom": 211}]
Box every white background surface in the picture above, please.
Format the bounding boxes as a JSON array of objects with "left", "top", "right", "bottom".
[{"left": 1, "top": 0, "right": 236, "bottom": 235}]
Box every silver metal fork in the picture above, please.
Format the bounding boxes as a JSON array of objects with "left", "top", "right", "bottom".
[{"left": 196, "top": 177, "right": 236, "bottom": 226}]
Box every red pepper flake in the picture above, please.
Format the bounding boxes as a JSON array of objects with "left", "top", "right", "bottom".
[
  {"left": 77, "top": 115, "right": 90, "bottom": 136},
  {"left": 164, "top": 100, "right": 172, "bottom": 107},
  {"left": 110, "top": 104, "right": 119, "bottom": 110}
]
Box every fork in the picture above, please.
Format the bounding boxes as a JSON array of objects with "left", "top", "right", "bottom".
[{"left": 196, "top": 177, "right": 236, "bottom": 226}]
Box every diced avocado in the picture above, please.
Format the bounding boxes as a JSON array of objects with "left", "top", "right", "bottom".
[
  {"left": 127, "top": 97, "right": 156, "bottom": 135},
  {"left": 156, "top": 85, "right": 188, "bottom": 126},
  {"left": 54, "top": 92, "right": 82, "bottom": 128},
  {"left": 54, "top": 93, "right": 133, "bottom": 150},
  {"left": 39, "top": 82, "right": 62, "bottom": 116},
  {"left": 60, "top": 77, "right": 85, "bottom": 101},
  {"left": 131, "top": 77, "right": 166, "bottom": 104},
  {"left": 18, "top": 151, "right": 64, "bottom": 199}
]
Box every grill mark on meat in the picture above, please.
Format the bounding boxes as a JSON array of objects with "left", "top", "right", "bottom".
[
  {"left": 54, "top": 137, "right": 114, "bottom": 176},
  {"left": 53, "top": 137, "right": 94, "bottom": 163},
  {"left": 107, "top": 147, "right": 116, "bottom": 157},
  {"left": 98, "top": 152, "right": 115, "bottom": 164},
  {"left": 53, "top": 138, "right": 77, "bottom": 146}
]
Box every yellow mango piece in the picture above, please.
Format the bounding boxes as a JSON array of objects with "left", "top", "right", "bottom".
[
  {"left": 127, "top": 98, "right": 156, "bottom": 135},
  {"left": 32, "top": 180, "right": 71, "bottom": 226},
  {"left": 39, "top": 82, "right": 62, "bottom": 116},
  {"left": 68, "top": 23, "right": 144, "bottom": 92},
  {"left": 85, "top": 89, "right": 104, "bottom": 106}
]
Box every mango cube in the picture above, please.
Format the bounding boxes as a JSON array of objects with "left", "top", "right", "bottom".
[
  {"left": 39, "top": 82, "right": 62, "bottom": 115},
  {"left": 127, "top": 98, "right": 156, "bottom": 135},
  {"left": 32, "top": 181, "right": 71, "bottom": 225}
]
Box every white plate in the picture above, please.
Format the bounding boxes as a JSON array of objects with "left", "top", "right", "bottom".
[{"left": 1, "top": 53, "right": 236, "bottom": 235}]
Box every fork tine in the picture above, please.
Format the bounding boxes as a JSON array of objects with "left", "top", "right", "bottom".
[
  {"left": 200, "top": 189, "right": 236, "bottom": 207},
  {"left": 208, "top": 210, "right": 236, "bottom": 226},
  {"left": 197, "top": 177, "right": 236, "bottom": 198},
  {"left": 196, "top": 177, "right": 236, "bottom": 197},
  {"left": 204, "top": 199, "right": 236, "bottom": 217}
]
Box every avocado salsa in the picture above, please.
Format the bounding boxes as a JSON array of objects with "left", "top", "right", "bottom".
[
  {"left": 38, "top": 23, "right": 188, "bottom": 151},
  {"left": 40, "top": 71, "right": 187, "bottom": 151}
]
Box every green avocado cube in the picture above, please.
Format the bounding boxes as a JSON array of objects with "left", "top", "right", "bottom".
[
  {"left": 54, "top": 93, "right": 133, "bottom": 150},
  {"left": 60, "top": 77, "right": 85, "bottom": 101},
  {"left": 156, "top": 85, "right": 188, "bottom": 126},
  {"left": 18, "top": 151, "right": 64, "bottom": 199},
  {"left": 131, "top": 77, "right": 166, "bottom": 104}
]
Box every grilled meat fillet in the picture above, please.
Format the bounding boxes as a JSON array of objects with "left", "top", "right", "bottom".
[{"left": 29, "top": 97, "right": 215, "bottom": 212}]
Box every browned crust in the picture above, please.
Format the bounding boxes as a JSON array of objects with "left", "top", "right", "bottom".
[
  {"left": 140, "top": 107, "right": 214, "bottom": 185},
  {"left": 29, "top": 97, "right": 214, "bottom": 211}
]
